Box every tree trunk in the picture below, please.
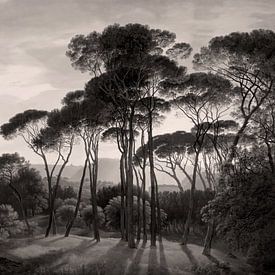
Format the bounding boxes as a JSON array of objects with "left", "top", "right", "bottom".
[
  {"left": 202, "top": 219, "right": 215, "bottom": 255},
  {"left": 124, "top": 138, "right": 129, "bottom": 242},
  {"left": 182, "top": 150, "right": 200, "bottom": 245},
  {"left": 52, "top": 212, "right": 57, "bottom": 235},
  {"left": 154, "top": 172, "right": 162, "bottom": 241},
  {"left": 148, "top": 111, "right": 157, "bottom": 247},
  {"left": 45, "top": 140, "right": 73, "bottom": 237},
  {"left": 88, "top": 158, "right": 100, "bottom": 242},
  {"left": 44, "top": 159, "right": 53, "bottom": 238},
  {"left": 141, "top": 130, "right": 147, "bottom": 242},
  {"left": 65, "top": 157, "right": 88, "bottom": 237},
  {"left": 91, "top": 141, "right": 100, "bottom": 242},
  {"left": 127, "top": 107, "right": 136, "bottom": 248},
  {"left": 134, "top": 167, "right": 141, "bottom": 241},
  {"left": 120, "top": 154, "right": 126, "bottom": 240}
]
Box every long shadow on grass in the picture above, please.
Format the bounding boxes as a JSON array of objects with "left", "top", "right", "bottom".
[
  {"left": 205, "top": 254, "right": 220, "bottom": 265},
  {"left": 181, "top": 245, "right": 199, "bottom": 267},
  {"left": 159, "top": 242, "right": 170, "bottom": 275},
  {"left": 26, "top": 238, "right": 98, "bottom": 269},
  {"left": 127, "top": 241, "right": 147, "bottom": 275},
  {"left": 96, "top": 240, "right": 136, "bottom": 275},
  {"left": 147, "top": 242, "right": 170, "bottom": 275}
]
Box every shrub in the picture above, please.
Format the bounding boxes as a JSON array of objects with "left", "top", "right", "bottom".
[
  {"left": 80, "top": 206, "right": 105, "bottom": 229},
  {"left": 56, "top": 205, "right": 75, "bottom": 226},
  {"left": 104, "top": 196, "right": 167, "bottom": 230},
  {"left": 0, "top": 204, "right": 25, "bottom": 240}
]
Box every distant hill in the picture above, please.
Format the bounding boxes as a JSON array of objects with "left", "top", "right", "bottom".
[
  {"left": 158, "top": 185, "right": 180, "bottom": 192},
  {"left": 31, "top": 158, "right": 206, "bottom": 190}
]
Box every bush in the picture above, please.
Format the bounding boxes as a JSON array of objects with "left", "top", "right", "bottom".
[
  {"left": 0, "top": 204, "right": 25, "bottom": 240},
  {"left": 104, "top": 196, "right": 167, "bottom": 230},
  {"left": 56, "top": 205, "right": 75, "bottom": 226},
  {"left": 80, "top": 206, "right": 105, "bottom": 229},
  {"left": 63, "top": 198, "right": 77, "bottom": 206}
]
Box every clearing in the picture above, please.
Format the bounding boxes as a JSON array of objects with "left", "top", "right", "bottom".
[{"left": 0, "top": 235, "right": 252, "bottom": 274}]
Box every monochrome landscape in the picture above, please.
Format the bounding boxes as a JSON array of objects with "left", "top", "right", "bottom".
[{"left": 0, "top": 0, "right": 275, "bottom": 274}]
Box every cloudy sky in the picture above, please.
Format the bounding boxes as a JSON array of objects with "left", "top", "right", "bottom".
[{"left": 0, "top": 0, "right": 275, "bottom": 164}]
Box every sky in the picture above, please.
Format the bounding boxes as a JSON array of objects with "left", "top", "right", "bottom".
[{"left": 0, "top": 0, "right": 275, "bottom": 164}]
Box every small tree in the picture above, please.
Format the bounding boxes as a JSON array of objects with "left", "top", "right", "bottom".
[
  {"left": 0, "top": 153, "right": 31, "bottom": 233},
  {"left": 0, "top": 204, "right": 25, "bottom": 240},
  {"left": 81, "top": 206, "right": 105, "bottom": 231}
]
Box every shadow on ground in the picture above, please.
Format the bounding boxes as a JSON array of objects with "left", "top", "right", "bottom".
[{"left": 1, "top": 235, "right": 253, "bottom": 275}]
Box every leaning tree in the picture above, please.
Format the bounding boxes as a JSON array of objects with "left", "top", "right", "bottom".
[
  {"left": 193, "top": 29, "right": 275, "bottom": 255},
  {"left": 162, "top": 72, "right": 234, "bottom": 245},
  {"left": 1, "top": 109, "right": 75, "bottom": 236}
]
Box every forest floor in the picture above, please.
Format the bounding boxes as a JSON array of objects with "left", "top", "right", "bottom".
[{"left": 0, "top": 234, "right": 254, "bottom": 275}]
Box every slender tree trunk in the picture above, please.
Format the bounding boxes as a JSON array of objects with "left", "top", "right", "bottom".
[
  {"left": 45, "top": 140, "right": 73, "bottom": 237},
  {"left": 142, "top": 173, "right": 147, "bottom": 242},
  {"left": 65, "top": 158, "right": 88, "bottom": 237},
  {"left": 134, "top": 167, "right": 141, "bottom": 241},
  {"left": 127, "top": 107, "right": 136, "bottom": 248},
  {"left": 148, "top": 111, "right": 157, "bottom": 246},
  {"left": 120, "top": 154, "right": 126, "bottom": 240},
  {"left": 88, "top": 158, "right": 100, "bottom": 242},
  {"left": 265, "top": 141, "right": 275, "bottom": 174},
  {"left": 197, "top": 165, "right": 207, "bottom": 191},
  {"left": 154, "top": 172, "right": 162, "bottom": 241},
  {"left": 91, "top": 141, "right": 100, "bottom": 242},
  {"left": 202, "top": 219, "right": 215, "bottom": 255},
  {"left": 141, "top": 129, "right": 147, "bottom": 242},
  {"left": 44, "top": 160, "right": 53, "bottom": 238},
  {"left": 52, "top": 212, "right": 57, "bottom": 235},
  {"left": 124, "top": 141, "right": 129, "bottom": 241},
  {"left": 182, "top": 150, "right": 200, "bottom": 245}
]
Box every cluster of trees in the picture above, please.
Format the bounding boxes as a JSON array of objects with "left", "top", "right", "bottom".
[{"left": 1, "top": 24, "right": 274, "bottom": 269}]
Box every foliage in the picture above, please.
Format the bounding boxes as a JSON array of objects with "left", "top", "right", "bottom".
[
  {"left": 201, "top": 148, "right": 275, "bottom": 269},
  {"left": 80, "top": 205, "right": 105, "bottom": 228},
  {"left": 63, "top": 198, "right": 77, "bottom": 206},
  {"left": 0, "top": 204, "right": 25, "bottom": 240},
  {"left": 57, "top": 205, "right": 76, "bottom": 225},
  {"left": 55, "top": 184, "right": 77, "bottom": 200},
  {"left": 104, "top": 195, "right": 167, "bottom": 230},
  {"left": 159, "top": 190, "right": 214, "bottom": 226},
  {"left": 96, "top": 184, "right": 149, "bottom": 209},
  {"left": 13, "top": 166, "right": 47, "bottom": 216}
]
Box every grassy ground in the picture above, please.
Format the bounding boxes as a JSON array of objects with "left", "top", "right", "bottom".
[{"left": 0, "top": 234, "right": 253, "bottom": 275}]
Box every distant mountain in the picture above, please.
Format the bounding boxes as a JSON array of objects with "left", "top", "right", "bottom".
[
  {"left": 31, "top": 164, "right": 82, "bottom": 180},
  {"left": 158, "top": 185, "right": 180, "bottom": 192},
  {"left": 31, "top": 158, "right": 206, "bottom": 190},
  {"left": 70, "top": 159, "right": 120, "bottom": 183}
]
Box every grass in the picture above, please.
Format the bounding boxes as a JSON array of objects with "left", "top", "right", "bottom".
[{"left": 0, "top": 234, "right": 254, "bottom": 275}]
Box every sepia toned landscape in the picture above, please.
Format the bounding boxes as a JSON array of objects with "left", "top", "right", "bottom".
[{"left": 0, "top": 0, "right": 275, "bottom": 274}]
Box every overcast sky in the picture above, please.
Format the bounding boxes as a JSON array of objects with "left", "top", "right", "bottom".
[{"left": 0, "top": 0, "right": 275, "bottom": 164}]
